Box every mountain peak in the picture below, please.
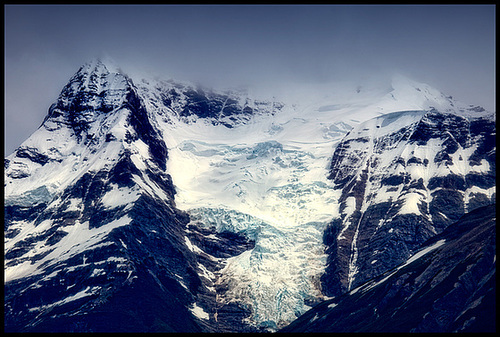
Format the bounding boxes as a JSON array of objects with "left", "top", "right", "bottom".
[
  {"left": 76, "top": 55, "right": 123, "bottom": 75},
  {"left": 389, "top": 73, "right": 491, "bottom": 117}
]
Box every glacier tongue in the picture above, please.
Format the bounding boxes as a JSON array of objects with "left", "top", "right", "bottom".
[
  {"left": 188, "top": 207, "right": 328, "bottom": 330},
  {"left": 168, "top": 137, "right": 337, "bottom": 329},
  {"left": 159, "top": 106, "right": 342, "bottom": 329}
]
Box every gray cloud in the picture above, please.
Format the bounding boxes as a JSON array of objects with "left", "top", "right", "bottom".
[{"left": 4, "top": 4, "right": 495, "bottom": 155}]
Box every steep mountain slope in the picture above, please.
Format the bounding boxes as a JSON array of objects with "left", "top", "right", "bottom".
[
  {"left": 281, "top": 204, "right": 496, "bottom": 333},
  {"left": 4, "top": 60, "right": 256, "bottom": 332},
  {"left": 321, "top": 109, "right": 495, "bottom": 297},
  {"left": 4, "top": 59, "right": 495, "bottom": 332}
]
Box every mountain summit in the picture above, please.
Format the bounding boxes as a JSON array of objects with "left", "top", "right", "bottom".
[{"left": 4, "top": 60, "right": 495, "bottom": 332}]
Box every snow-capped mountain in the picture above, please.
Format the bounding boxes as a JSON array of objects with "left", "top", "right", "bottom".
[
  {"left": 5, "top": 60, "right": 206, "bottom": 332},
  {"left": 4, "top": 59, "right": 495, "bottom": 332}
]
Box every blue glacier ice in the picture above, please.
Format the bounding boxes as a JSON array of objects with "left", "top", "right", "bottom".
[{"left": 188, "top": 207, "right": 329, "bottom": 330}]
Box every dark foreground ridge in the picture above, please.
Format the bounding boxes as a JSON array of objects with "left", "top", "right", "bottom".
[{"left": 281, "top": 204, "right": 496, "bottom": 333}]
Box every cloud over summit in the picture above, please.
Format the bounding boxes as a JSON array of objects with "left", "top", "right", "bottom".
[{"left": 4, "top": 5, "right": 495, "bottom": 154}]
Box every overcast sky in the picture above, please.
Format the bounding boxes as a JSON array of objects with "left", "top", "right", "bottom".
[{"left": 4, "top": 4, "right": 496, "bottom": 155}]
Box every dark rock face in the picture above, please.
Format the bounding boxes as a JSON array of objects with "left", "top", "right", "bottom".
[
  {"left": 124, "top": 88, "right": 169, "bottom": 170},
  {"left": 184, "top": 223, "right": 258, "bottom": 333},
  {"left": 281, "top": 204, "right": 496, "bottom": 333},
  {"left": 321, "top": 110, "right": 496, "bottom": 298},
  {"left": 180, "top": 88, "right": 246, "bottom": 120},
  {"left": 43, "top": 61, "right": 128, "bottom": 140},
  {"left": 140, "top": 79, "right": 284, "bottom": 128},
  {"left": 15, "top": 147, "right": 51, "bottom": 165}
]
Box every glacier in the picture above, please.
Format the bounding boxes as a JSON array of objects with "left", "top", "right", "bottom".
[
  {"left": 4, "top": 59, "right": 494, "bottom": 332},
  {"left": 135, "top": 71, "right": 486, "bottom": 330}
]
